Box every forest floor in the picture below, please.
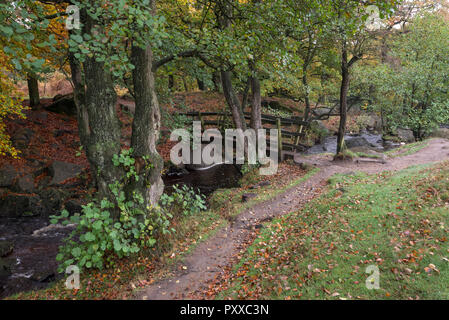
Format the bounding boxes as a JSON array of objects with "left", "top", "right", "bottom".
[{"left": 136, "top": 138, "right": 449, "bottom": 299}]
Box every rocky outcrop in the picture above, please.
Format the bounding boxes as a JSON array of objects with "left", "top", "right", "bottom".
[
  {"left": 366, "top": 114, "right": 382, "bottom": 132},
  {"left": 0, "top": 165, "right": 17, "bottom": 187},
  {"left": 48, "top": 161, "right": 82, "bottom": 185},
  {"left": 261, "top": 99, "right": 293, "bottom": 113},
  {"left": 46, "top": 93, "right": 76, "bottom": 116},
  {"left": 345, "top": 137, "right": 373, "bottom": 149},
  {"left": 11, "top": 128, "right": 34, "bottom": 149},
  {"left": 311, "top": 107, "right": 333, "bottom": 118}
]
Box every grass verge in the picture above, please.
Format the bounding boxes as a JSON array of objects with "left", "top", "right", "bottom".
[
  {"left": 216, "top": 161, "right": 449, "bottom": 300},
  {"left": 385, "top": 140, "right": 429, "bottom": 158}
]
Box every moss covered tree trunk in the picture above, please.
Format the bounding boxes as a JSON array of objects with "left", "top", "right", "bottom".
[
  {"left": 69, "top": 7, "right": 164, "bottom": 217},
  {"left": 68, "top": 11, "right": 124, "bottom": 219},
  {"left": 130, "top": 43, "right": 164, "bottom": 208}
]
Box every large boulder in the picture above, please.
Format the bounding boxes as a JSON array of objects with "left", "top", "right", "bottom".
[
  {"left": 11, "top": 128, "right": 34, "bottom": 149},
  {"left": 46, "top": 93, "right": 76, "bottom": 116},
  {"left": 11, "top": 174, "right": 35, "bottom": 193},
  {"left": 312, "top": 107, "right": 333, "bottom": 118},
  {"left": 396, "top": 128, "right": 415, "bottom": 143},
  {"left": 0, "top": 194, "right": 44, "bottom": 218},
  {"left": 366, "top": 114, "right": 382, "bottom": 132},
  {"left": 48, "top": 161, "right": 82, "bottom": 185},
  {"left": 0, "top": 165, "right": 17, "bottom": 187},
  {"left": 345, "top": 136, "right": 372, "bottom": 149}
]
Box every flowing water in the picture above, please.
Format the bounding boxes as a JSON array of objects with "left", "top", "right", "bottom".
[{"left": 306, "top": 132, "right": 400, "bottom": 154}]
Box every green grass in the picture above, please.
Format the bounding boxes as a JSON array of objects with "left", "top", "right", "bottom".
[
  {"left": 385, "top": 140, "right": 429, "bottom": 158},
  {"left": 217, "top": 161, "right": 449, "bottom": 300}
]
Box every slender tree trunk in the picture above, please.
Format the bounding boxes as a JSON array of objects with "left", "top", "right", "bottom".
[
  {"left": 130, "top": 44, "right": 164, "bottom": 208},
  {"left": 221, "top": 70, "right": 246, "bottom": 130},
  {"left": 302, "top": 68, "right": 311, "bottom": 123},
  {"left": 212, "top": 71, "right": 221, "bottom": 92},
  {"left": 197, "top": 78, "right": 205, "bottom": 91},
  {"left": 182, "top": 77, "right": 188, "bottom": 92},
  {"left": 27, "top": 73, "right": 40, "bottom": 108},
  {"left": 337, "top": 47, "right": 350, "bottom": 155},
  {"left": 241, "top": 78, "right": 250, "bottom": 112},
  {"left": 168, "top": 74, "right": 174, "bottom": 90},
  {"left": 250, "top": 76, "right": 262, "bottom": 130}
]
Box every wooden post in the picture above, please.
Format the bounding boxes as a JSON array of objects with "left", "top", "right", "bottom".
[
  {"left": 277, "top": 117, "right": 283, "bottom": 162},
  {"left": 295, "top": 124, "right": 303, "bottom": 145},
  {"left": 198, "top": 111, "right": 204, "bottom": 131}
]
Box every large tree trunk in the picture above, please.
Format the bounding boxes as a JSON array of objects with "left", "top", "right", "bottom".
[
  {"left": 250, "top": 76, "right": 262, "bottom": 130},
  {"left": 69, "top": 11, "right": 124, "bottom": 219},
  {"left": 336, "top": 47, "right": 350, "bottom": 155},
  {"left": 27, "top": 73, "right": 40, "bottom": 108},
  {"left": 130, "top": 44, "right": 164, "bottom": 209},
  {"left": 221, "top": 70, "right": 247, "bottom": 130}
]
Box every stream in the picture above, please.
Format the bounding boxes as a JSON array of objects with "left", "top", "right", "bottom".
[{"left": 306, "top": 131, "right": 400, "bottom": 154}]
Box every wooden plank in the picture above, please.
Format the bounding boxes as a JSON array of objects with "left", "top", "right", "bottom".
[{"left": 282, "top": 142, "right": 307, "bottom": 151}]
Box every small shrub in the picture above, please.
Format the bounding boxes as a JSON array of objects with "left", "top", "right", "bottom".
[{"left": 160, "top": 184, "right": 207, "bottom": 217}]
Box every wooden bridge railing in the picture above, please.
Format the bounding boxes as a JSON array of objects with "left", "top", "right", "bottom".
[{"left": 179, "top": 111, "right": 311, "bottom": 156}]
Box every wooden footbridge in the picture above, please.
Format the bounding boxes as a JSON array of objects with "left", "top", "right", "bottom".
[{"left": 179, "top": 111, "right": 311, "bottom": 159}]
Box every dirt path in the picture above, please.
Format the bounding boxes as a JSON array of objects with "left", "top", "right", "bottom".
[{"left": 136, "top": 138, "right": 449, "bottom": 300}]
